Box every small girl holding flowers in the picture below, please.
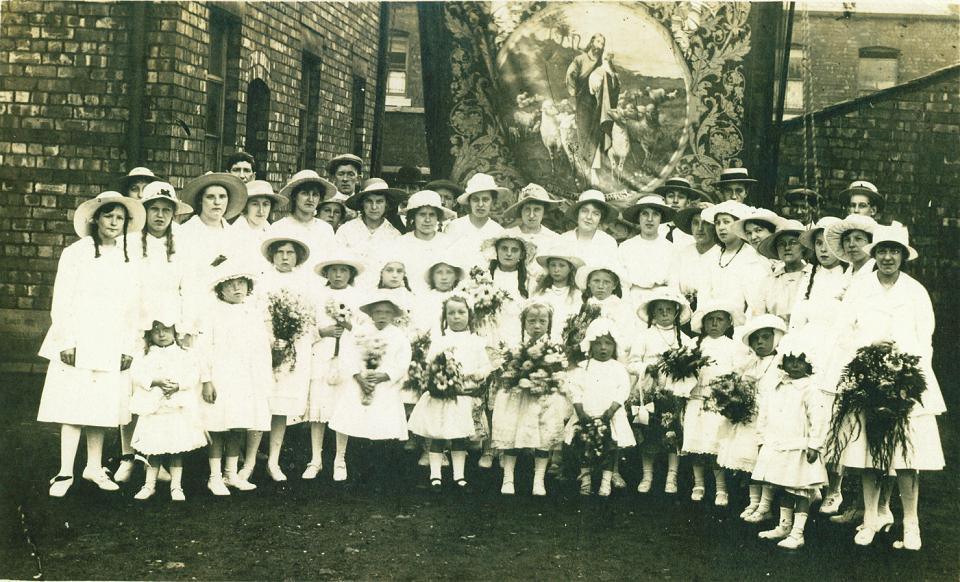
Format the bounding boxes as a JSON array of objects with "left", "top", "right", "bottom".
[
  {"left": 492, "top": 301, "right": 570, "bottom": 496},
  {"left": 408, "top": 295, "right": 493, "bottom": 490},
  {"left": 564, "top": 318, "right": 636, "bottom": 496}
]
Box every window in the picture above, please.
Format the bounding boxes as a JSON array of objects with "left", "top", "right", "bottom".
[
  {"left": 298, "top": 52, "right": 321, "bottom": 170},
  {"left": 385, "top": 32, "right": 411, "bottom": 107},
  {"left": 784, "top": 44, "right": 805, "bottom": 114},
  {"left": 351, "top": 75, "right": 366, "bottom": 157},
  {"left": 205, "top": 9, "right": 239, "bottom": 172},
  {"left": 858, "top": 47, "right": 899, "bottom": 95}
]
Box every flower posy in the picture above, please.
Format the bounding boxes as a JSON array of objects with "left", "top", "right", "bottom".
[
  {"left": 825, "top": 340, "right": 926, "bottom": 473},
  {"left": 561, "top": 301, "right": 603, "bottom": 365},
  {"left": 426, "top": 350, "right": 464, "bottom": 400},
  {"left": 355, "top": 331, "right": 388, "bottom": 406},
  {"left": 268, "top": 289, "right": 316, "bottom": 372},
  {"left": 705, "top": 373, "right": 758, "bottom": 425},
  {"left": 499, "top": 337, "right": 568, "bottom": 397},
  {"left": 641, "top": 382, "right": 686, "bottom": 451},
  {"left": 657, "top": 346, "right": 712, "bottom": 382},
  {"left": 575, "top": 417, "right": 613, "bottom": 471},
  {"left": 459, "top": 266, "right": 512, "bottom": 327},
  {"left": 402, "top": 333, "right": 432, "bottom": 395}
]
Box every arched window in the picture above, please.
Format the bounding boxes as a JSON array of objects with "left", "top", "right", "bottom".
[{"left": 858, "top": 47, "right": 899, "bottom": 95}]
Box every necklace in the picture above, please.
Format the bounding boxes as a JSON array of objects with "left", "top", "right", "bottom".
[
  {"left": 718, "top": 243, "right": 744, "bottom": 268},
  {"left": 653, "top": 325, "right": 678, "bottom": 347}
]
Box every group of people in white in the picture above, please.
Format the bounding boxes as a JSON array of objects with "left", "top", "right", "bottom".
[{"left": 37, "top": 153, "right": 943, "bottom": 553}]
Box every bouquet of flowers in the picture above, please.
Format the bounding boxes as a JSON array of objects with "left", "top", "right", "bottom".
[
  {"left": 499, "top": 338, "right": 568, "bottom": 397},
  {"left": 355, "top": 331, "right": 387, "bottom": 405},
  {"left": 324, "top": 300, "right": 353, "bottom": 385},
  {"left": 641, "top": 383, "right": 686, "bottom": 451},
  {"left": 825, "top": 341, "right": 926, "bottom": 473},
  {"left": 574, "top": 417, "right": 613, "bottom": 471},
  {"left": 425, "top": 350, "right": 463, "bottom": 400},
  {"left": 267, "top": 289, "right": 315, "bottom": 372},
  {"left": 402, "top": 333, "right": 431, "bottom": 395},
  {"left": 655, "top": 345, "right": 712, "bottom": 398},
  {"left": 561, "top": 301, "right": 603, "bottom": 365},
  {"left": 459, "top": 266, "right": 512, "bottom": 328},
  {"left": 704, "top": 373, "right": 759, "bottom": 425}
]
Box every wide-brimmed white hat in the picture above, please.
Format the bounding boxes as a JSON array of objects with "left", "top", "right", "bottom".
[
  {"left": 73, "top": 191, "right": 146, "bottom": 237},
  {"left": 314, "top": 250, "right": 366, "bottom": 277},
  {"left": 673, "top": 202, "right": 714, "bottom": 235},
  {"left": 259, "top": 221, "right": 312, "bottom": 266},
  {"left": 345, "top": 178, "right": 406, "bottom": 211},
  {"left": 502, "top": 183, "right": 559, "bottom": 219},
  {"left": 580, "top": 316, "right": 626, "bottom": 355},
  {"left": 654, "top": 177, "right": 710, "bottom": 202},
  {"left": 209, "top": 256, "right": 257, "bottom": 291},
  {"left": 535, "top": 241, "right": 586, "bottom": 270},
  {"left": 118, "top": 166, "right": 160, "bottom": 191},
  {"left": 690, "top": 298, "right": 746, "bottom": 334},
  {"left": 716, "top": 167, "right": 757, "bottom": 185},
  {"left": 732, "top": 208, "right": 785, "bottom": 241},
  {"left": 318, "top": 192, "right": 350, "bottom": 215},
  {"left": 738, "top": 314, "right": 788, "bottom": 347},
  {"left": 359, "top": 291, "right": 405, "bottom": 319},
  {"left": 636, "top": 287, "right": 692, "bottom": 324},
  {"left": 622, "top": 194, "right": 676, "bottom": 224},
  {"left": 326, "top": 153, "right": 363, "bottom": 176},
  {"left": 479, "top": 234, "right": 538, "bottom": 264},
  {"left": 756, "top": 219, "right": 807, "bottom": 260},
  {"left": 457, "top": 172, "right": 511, "bottom": 206},
  {"left": 405, "top": 190, "right": 457, "bottom": 221},
  {"left": 825, "top": 214, "right": 878, "bottom": 263},
  {"left": 279, "top": 169, "right": 337, "bottom": 201},
  {"left": 245, "top": 180, "right": 289, "bottom": 209},
  {"left": 180, "top": 172, "right": 247, "bottom": 220},
  {"left": 574, "top": 258, "right": 629, "bottom": 293},
  {"left": 839, "top": 180, "right": 885, "bottom": 211},
  {"left": 565, "top": 189, "right": 618, "bottom": 223},
  {"left": 862, "top": 225, "right": 918, "bottom": 261},
  {"left": 701, "top": 200, "right": 752, "bottom": 224},
  {"left": 424, "top": 253, "right": 467, "bottom": 286},
  {"left": 139, "top": 181, "right": 193, "bottom": 215},
  {"left": 799, "top": 216, "right": 842, "bottom": 251}
]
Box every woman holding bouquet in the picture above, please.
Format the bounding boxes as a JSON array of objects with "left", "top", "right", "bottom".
[
  {"left": 492, "top": 301, "right": 570, "bottom": 496},
  {"left": 828, "top": 226, "right": 945, "bottom": 550}
]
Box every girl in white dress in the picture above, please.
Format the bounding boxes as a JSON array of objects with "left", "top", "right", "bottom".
[
  {"left": 492, "top": 302, "right": 570, "bottom": 496},
  {"left": 412, "top": 254, "right": 466, "bottom": 335},
  {"left": 683, "top": 300, "right": 748, "bottom": 505},
  {"left": 626, "top": 288, "right": 693, "bottom": 495},
  {"left": 39, "top": 192, "right": 144, "bottom": 497},
  {"left": 574, "top": 260, "right": 634, "bottom": 343},
  {"left": 198, "top": 258, "right": 272, "bottom": 496},
  {"left": 564, "top": 317, "right": 636, "bottom": 497},
  {"left": 532, "top": 243, "right": 584, "bottom": 343},
  {"left": 130, "top": 316, "right": 207, "bottom": 501},
  {"left": 408, "top": 295, "right": 493, "bottom": 490},
  {"left": 304, "top": 252, "right": 364, "bottom": 481},
  {"left": 477, "top": 234, "right": 538, "bottom": 348},
  {"left": 752, "top": 353, "right": 828, "bottom": 550},
  {"left": 755, "top": 220, "right": 811, "bottom": 322},
  {"left": 398, "top": 190, "right": 456, "bottom": 293}
]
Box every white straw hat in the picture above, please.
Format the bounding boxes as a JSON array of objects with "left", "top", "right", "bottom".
[
  {"left": 824, "top": 214, "right": 878, "bottom": 263},
  {"left": 73, "top": 191, "right": 146, "bottom": 237},
  {"left": 457, "top": 172, "right": 511, "bottom": 206},
  {"left": 861, "top": 225, "right": 918, "bottom": 261},
  {"left": 140, "top": 181, "right": 193, "bottom": 215}
]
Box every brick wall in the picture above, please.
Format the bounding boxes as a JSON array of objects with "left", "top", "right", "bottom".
[{"left": 0, "top": 0, "right": 382, "bottom": 366}]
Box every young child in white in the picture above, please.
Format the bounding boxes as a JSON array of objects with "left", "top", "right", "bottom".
[
  {"left": 532, "top": 244, "right": 584, "bottom": 343},
  {"left": 304, "top": 252, "right": 363, "bottom": 481},
  {"left": 492, "top": 301, "right": 570, "bottom": 496},
  {"left": 130, "top": 316, "right": 206, "bottom": 501},
  {"left": 408, "top": 295, "right": 493, "bottom": 490},
  {"left": 751, "top": 353, "right": 828, "bottom": 549},
  {"left": 478, "top": 234, "right": 537, "bottom": 347},
  {"left": 574, "top": 260, "right": 635, "bottom": 343},
  {"left": 412, "top": 254, "right": 466, "bottom": 335},
  {"left": 683, "top": 299, "right": 748, "bottom": 505},
  {"left": 626, "top": 288, "right": 693, "bottom": 494},
  {"left": 564, "top": 318, "right": 636, "bottom": 496},
  {"left": 722, "top": 315, "right": 786, "bottom": 522},
  {"left": 199, "top": 259, "right": 272, "bottom": 496}
]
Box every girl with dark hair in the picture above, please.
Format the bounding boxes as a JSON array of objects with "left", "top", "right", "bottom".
[
  {"left": 533, "top": 245, "right": 584, "bottom": 342},
  {"left": 398, "top": 190, "right": 456, "bottom": 293},
  {"left": 478, "top": 234, "right": 538, "bottom": 347}
]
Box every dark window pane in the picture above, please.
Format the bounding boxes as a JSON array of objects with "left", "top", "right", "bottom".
[
  {"left": 206, "top": 80, "right": 223, "bottom": 135},
  {"left": 209, "top": 15, "right": 226, "bottom": 76}
]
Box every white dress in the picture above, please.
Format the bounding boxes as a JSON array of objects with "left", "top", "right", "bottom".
[
  {"left": 780, "top": 264, "right": 849, "bottom": 370},
  {"left": 617, "top": 235, "right": 677, "bottom": 303},
  {"left": 559, "top": 228, "right": 618, "bottom": 264},
  {"left": 197, "top": 297, "right": 272, "bottom": 432},
  {"left": 830, "top": 272, "right": 945, "bottom": 471},
  {"left": 408, "top": 330, "right": 492, "bottom": 440},
  {"left": 129, "top": 227, "right": 191, "bottom": 334},
  {"left": 756, "top": 263, "right": 811, "bottom": 323},
  {"left": 682, "top": 335, "right": 749, "bottom": 455},
  {"left": 586, "top": 295, "right": 636, "bottom": 350},
  {"left": 37, "top": 238, "right": 140, "bottom": 428},
  {"left": 533, "top": 285, "right": 583, "bottom": 344},
  {"left": 752, "top": 374, "right": 829, "bottom": 492},
  {"left": 673, "top": 242, "right": 715, "bottom": 308},
  {"left": 271, "top": 216, "right": 335, "bottom": 270},
  {"left": 328, "top": 323, "right": 412, "bottom": 440},
  {"left": 481, "top": 268, "right": 529, "bottom": 348},
  {"left": 129, "top": 344, "right": 207, "bottom": 455},
  {"left": 700, "top": 243, "right": 771, "bottom": 317},
  {"left": 305, "top": 286, "right": 361, "bottom": 423},
  {"left": 398, "top": 232, "right": 452, "bottom": 293},
  {"left": 444, "top": 215, "right": 504, "bottom": 256},
  {"left": 716, "top": 352, "right": 780, "bottom": 472},
  {"left": 659, "top": 222, "right": 693, "bottom": 246},
  {"left": 626, "top": 324, "right": 695, "bottom": 397},
  {"left": 260, "top": 268, "right": 317, "bottom": 419},
  {"left": 177, "top": 216, "right": 239, "bottom": 334},
  {"left": 229, "top": 217, "right": 271, "bottom": 266},
  {"left": 563, "top": 359, "right": 636, "bottom": 448},
  {"left": 336, "top": 218, "right": 402, "bottom": 287}
]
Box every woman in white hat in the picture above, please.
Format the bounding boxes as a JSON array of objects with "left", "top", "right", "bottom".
[
  {"left": 251, "top": 223, "right": 317, "bottom": 483},
  {"left": 732, "top": 207, "right": 785, "bottom": 253},
  {"left": 118, "top": 166, "right": 160, "bottom": 200},
  {"left": 672, "top": 202, "right": 717, "bottom": 314},
  {"left": 828, "top": 226, "right": 944, "bottom": 550},
  {"left": 231, "top": 180, "right": 288, "bottom": 237},
  {"left": 559, "top": 190, "right": 619, "bottom": 264},
  {"left": 398, "top": 190, "right": 456, "bottom": 293},
  {"left": 274, "top": 170, "right": 338, "bottom": 256},
  {"left": 699, "top": 200, "right": 771, "bottom": 317},
  {"left": 337, "top": 178, "right": 405, "bottom": 272},
  {"left": 444, "top": 173, "right": 508, "bottom": 254},
  {"left": 618, "top": 194, "right": 677, "bottom": 302},
  {"left": 754, "top": 220, "right": 810, "bottom": 322},
  {"left": 501, "top": 183, "right": 561, "bottom": 252},
  {"left": 38, "top": 192, "right": 145, "bottom": 497},
  {"left": 178, "top": 172, "right": 248, "bottom": 259},
  {"left": 532, "top": 242, "right": 585, "bottom": 343},
  {"left": 825, "top": 214, "right": 879, "bottom": 282}
]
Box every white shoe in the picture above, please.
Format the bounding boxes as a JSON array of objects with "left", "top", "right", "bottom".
[
  {"left": 501, "top": 481, "right": 515, "bottom": 495},
  {"left": 777, "top": 531, "right": 805, "bottom": 549},
  {"left": 478, "top": 453, "right": 494, "bottom": 469},
  {"left": 637, "top": 478, "right": 653, "bottom": 494},
  {"left": 82, "top": 467, "right": 119, "bottom": 491},
  {"left": 157, "top": 465, "right": 172, "bottom": 482},
  {"left": 690, "top": 486, "right": 705, "bottom": 502},
  {"left": 267, "top": 463, "right": 287, "bottom": 482},
  {"left": 740, "top": 503, "right": 760, "bottom": 520},
  {"left": 223, "top": 473, "right": 257, "bottom": 491},
  {"left": 333, "top": 461, "right": 347, "bottom": 482},
  {"left": 759, "top": 518, "right": 793, "bottom": 540},
  {"left": 134, "top": 484, "right": 156, "bottom": 500},
  {"left": 819, "top": 493, "right": 843, "bottom": 514},
  {"left": 170, "top": 487, "right": 186, "bottom": 502},
  {"left": 114, "top": 459, "right": 136, "bottom": 483},
  {"left": 715, "top": 491, "right": 729, "bottom": 507},
  {"left": 893, "top": 523, "right": 921, "bottom": 551},
  {"left": 207, "top": 476, "right": 230, "bottom": 496},
  {"left": 237, "top": 466, "right": 253, "bottom": 482},
  {"left": 302, "top": 463, "right": 322, "bottom": 480},
  {"left": 611, "top": 472, "right": 627, "bottom": 489},
  {"left": 598, "top": 478, "right": 612, "bottom": 497},
  {"left": 532, "top": 481, "right": 546, "bottom": 497},
  {"left": 48, "top": 475, "right": 74, "bottom": 498},
  {"left": 744, "top": 507, "right": 774, "bottom": 523},
  {"left": 664, "top": 472, "right": 678, "bottom": 494}
]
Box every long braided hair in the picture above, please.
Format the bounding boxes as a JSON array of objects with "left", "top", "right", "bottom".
[
  {"left": 489, "top": 240, "right": 529, "bottom": 299},
  {"left": 91, "top": 203, "right": 130, "bottom": 262},
  {"left": 646, "top": 300, "right": 684, "bottom": 347},
  {"left": 141, "top": 200, "right": 176, "bottom": 262}
]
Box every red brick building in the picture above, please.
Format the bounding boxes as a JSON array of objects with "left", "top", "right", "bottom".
[{"left": 0, "top": 1, "right": 384, "bottom": 368}]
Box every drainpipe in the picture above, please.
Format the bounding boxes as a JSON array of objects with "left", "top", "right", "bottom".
[{"left": 125, "top": 1, "right": 147, "bottom": 168}]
